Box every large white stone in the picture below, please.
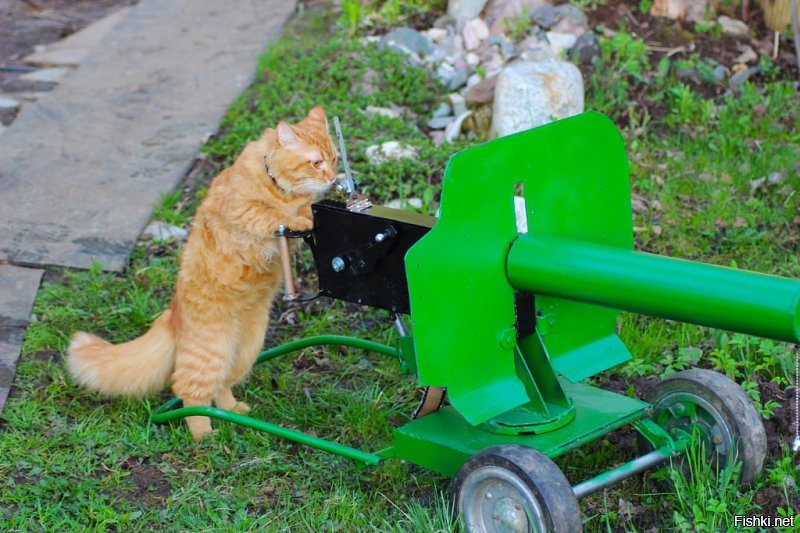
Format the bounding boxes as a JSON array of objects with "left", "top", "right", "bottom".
[
  {"left": 490, "top": 59, "right": 584, "bottom": 138},
  {"left": 448, "top": 0, "right": 489, "bottom": 19}
]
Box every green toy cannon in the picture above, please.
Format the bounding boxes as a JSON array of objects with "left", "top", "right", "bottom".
[{"left": 153, "top": 112, "right": 800, "bottom": 532}]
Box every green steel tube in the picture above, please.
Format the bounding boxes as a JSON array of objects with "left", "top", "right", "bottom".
[
  {"left": 507, "top": 234, "right": 800, "bottom": 343},
  {"left": 256, "top": 335, "right": 399, "bottom": 365},
  {"left": 151, "top": 405, "right": 382, "bottom": 466}
]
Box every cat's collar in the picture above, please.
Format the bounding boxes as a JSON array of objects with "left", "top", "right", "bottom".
[{"left": 263, "top": 155, "right": 291, "bottom": 195}]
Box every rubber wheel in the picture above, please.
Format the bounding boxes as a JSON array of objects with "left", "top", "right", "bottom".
[
  {"left": 450, "top": 444, "right": 582, "bottom": 533},
  {"left": 644, "top": 369, "right": 767, "bottom": 484}
]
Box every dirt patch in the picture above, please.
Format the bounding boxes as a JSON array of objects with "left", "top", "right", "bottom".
[{"left": 122, "top": 456, "right": 170, "bottom": 506}]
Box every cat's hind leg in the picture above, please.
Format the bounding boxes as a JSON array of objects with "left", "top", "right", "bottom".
[
  {"left": 171, "top": 326, "right": 238, "bottom": 441},
  {"left": 214, "top": 301, "right": 272, "bottom": 415}
]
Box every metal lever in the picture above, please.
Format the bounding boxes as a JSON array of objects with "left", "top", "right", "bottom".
[
  {"left": 275, "top": 225, "right": 318, "bottom": 303},
  {"left": 333, "top": 116, "right": 372, "bottom": 213}
]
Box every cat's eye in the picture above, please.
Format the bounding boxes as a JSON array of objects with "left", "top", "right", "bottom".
[{"left": 311, "top": 159, "right": 324, "bottom": 169}]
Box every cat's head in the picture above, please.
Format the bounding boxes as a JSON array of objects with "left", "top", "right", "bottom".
[{"left": 269, "top": 106, "right": 338, "bottom": 196}]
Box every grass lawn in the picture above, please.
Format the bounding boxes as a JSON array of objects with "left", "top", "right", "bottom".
[{"left": 2, "top": 2, "right": 799, "bottom": 531}]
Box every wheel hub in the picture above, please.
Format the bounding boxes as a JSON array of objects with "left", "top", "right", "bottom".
[
  {"left": 493, "top": 497, "right": 528, "bottom": 531},
  {"left": 461, "top": 466, "right": 545, "bottom": 532}
]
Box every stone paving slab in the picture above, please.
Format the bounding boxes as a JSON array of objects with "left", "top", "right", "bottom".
[
  {"left": 0, "top": 327, "right": 25, "bottom": 415},
  {"left": 0, "top": 264, "right": 43, "bottom": 327},
  {"left": 24, "top": 7, "right": 132, "bottom": 67},
  {"left": 0, "top": 0, "right": 297, "bottom": 271}
]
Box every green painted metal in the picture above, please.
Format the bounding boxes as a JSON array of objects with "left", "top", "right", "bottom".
[
  {"left": 507, "top": 234, "right": 800, "bottom": 344},
  {"left": 151, "top": 403, "right": 381, "bottom": 466},
  {"left": 389, "top": 380, "right": 650, "bottom": 477},
  {"left": 152, "top": 336, "right": 400, "bottom": 466},
  {"left": 405, "top": 112, "right": 634, "bottom": 430},
  {"left": 255, "top": 335, "right": 400, "bottom": 365}
]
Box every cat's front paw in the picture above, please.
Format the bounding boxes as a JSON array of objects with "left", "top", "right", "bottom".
[{"left": 287, "top": 216, "right": 313, "bottom": 232}]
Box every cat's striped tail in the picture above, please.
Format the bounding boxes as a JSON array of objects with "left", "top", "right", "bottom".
[{"left": 67, "top": 309, "right": 176, "bottom": 397}]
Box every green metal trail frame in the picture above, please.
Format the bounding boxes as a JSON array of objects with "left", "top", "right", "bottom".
[
  {"left": 385, "top": 380, "right": 651, "bottom": 477},
  {"left": 151, "top": 335, "right": 405, "bottom": 466}
]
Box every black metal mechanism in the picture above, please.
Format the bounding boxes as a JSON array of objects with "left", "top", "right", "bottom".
[{"left": 308, "top": 200, "right": 434, "bottom": 314}]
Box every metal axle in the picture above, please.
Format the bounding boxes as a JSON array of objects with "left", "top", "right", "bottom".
[{"left": 572, "top": 446, "right": 675, "bottom": 499}]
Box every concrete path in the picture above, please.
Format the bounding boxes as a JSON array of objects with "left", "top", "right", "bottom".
[
  {"left": 0, "top": 0, "right": 297, "bottom": 413},
  {"left": 0, "top": 0, "right": 296, "bottom": 271},
  {"left": 0, "top": 265, "right": 43, "bottom": 410}
]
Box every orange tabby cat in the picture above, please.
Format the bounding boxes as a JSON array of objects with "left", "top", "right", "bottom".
[{"left": 67, "top": 105, "right": 338, "bottom": 440}]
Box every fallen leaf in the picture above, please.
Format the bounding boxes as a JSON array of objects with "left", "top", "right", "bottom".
[
  {"left": 734, "top": 216, "right": 747, "bottom": 228},
  {"left": 715, "top": 219, "right": 728, "bottom": 229},
  {"left": 652, "top": 225, "right": 663, "bottom": 235}
]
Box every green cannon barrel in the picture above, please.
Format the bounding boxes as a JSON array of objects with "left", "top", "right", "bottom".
[{"left": 507, "top": 234, "right": 800, "bottom": 344}]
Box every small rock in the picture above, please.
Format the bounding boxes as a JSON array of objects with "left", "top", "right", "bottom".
[
  {"left": 380, "top": 28, "right": 435, "bottom": 58},
  {"left": 518, "top": 34, "right": 556, "bottom": 61},
  {"left": 466, "top": 73, "right": 483, "bottom": 87},
  {"left": 433, "top": 34, "right": 466, "bottom": 63},
  {"left": 717, "top": 15, "right": 749, "bottom": 37},
  {"left": 651, "top": 0, "right": 714, "bottom": 22},
  {"left": 712, "top": 65, "right": 727, "bottom": 83},
  {"left": 449, "top": 92, "right": 468, "bottom": 115},
  {"left": 676, "top": 67, "right": 700, "bottom": 83},
  {"left": 19, "top": 67, "right": 71, "bottom": 84},
  {"left": 484, "top": 53, "right": 506, "bottom": 76},
  {"left": 466, "top": 51, "right": 481, "bottom": 66},
  {"left": 386, "top": 197, "right": 424, "bottom": 210},
  {"left": 429, "top": 130, "right": 446, "bottom": 146},
  {"left": 571, "top": 32, "right": 600, "bottom": 65},
  {"left": 551, "top": 16, "right": 586, "bottom": 36},
  {"left": 729, "top": 67, "right": 756, "bottom": 88},
  {"left": 432, "top": 102, "right": 452, "bottom": 118},
  {"left": 554, "top": 4, "right": 588, "bottom": 26},
  {"left": 734, "top": 45, "right": 758, "bottom": 64},
  {"left": 463, "top": 18, "right": 490, "bottom": 50},
  {"left": 485, "top": 0, "right": 546, "bottom": 25},
  {"left": 365, "top": 105, "right": 402, "bottom": 118},
  {"left": 434, "top": 14, "right": 455, "bottom": 28},
  {"left": 545, "top": 31, "right": 578, "bottom": 55},
  {"left": 143, "top": 221, "right": 188, "bottom": 242},
  {"left": 445, "top": 110, "right": 473, "bottom": 142},
  {"left": 491, "top": 59, "right": 584, "bottom": 138},
  {"left": 365, "top": 141, "right": 419, "bottom": 165},
  {"left": 448, "top": 0, "right": 489, "bottom": 19},
  {"left": 424, "top": 27, "right": 449, "bottom": 43},
  {"left": 490, "top": 35, "right": 517, "bottom": 58},
  {"left": 428, "top": 116, "right": 456, "bottom": 129},
  {"left": 447, "top": 65, "right": 471, "bottom": 90},
  {"left": 532, "top": 4, "right": 559, "bottom": 29},
  {"left": 0, "top": 96, "right": 20, "bottom": 110},
  {"left": 465, "top": 74, "right": 499, "bottom": 107}
]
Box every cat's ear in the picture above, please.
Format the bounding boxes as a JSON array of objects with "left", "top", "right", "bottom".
[
  {"left": 277, "top": 121, "right": 299, "bottom": 149},
  {"left": 307, "top": 105, "right": 328, "bottom": 127}
]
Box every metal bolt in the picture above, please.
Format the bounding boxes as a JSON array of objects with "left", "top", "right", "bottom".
[
  {"left": 713, "top": 435, "right": 723, "bottom": 445},
  {"left": 375, "top": 232, "right": 386, "bottom": 243},
  {"left": 331, "top": 257, "right": 345, "bottom": 272},
  {"left": 493, "top": 514, "right": 500, "bottom": 521},
  {"left": 486, "top": 492, "right": 493, "bottom": 499},
  {"left": 514, "top": 504, "right": 521, "bottom": 511}
]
